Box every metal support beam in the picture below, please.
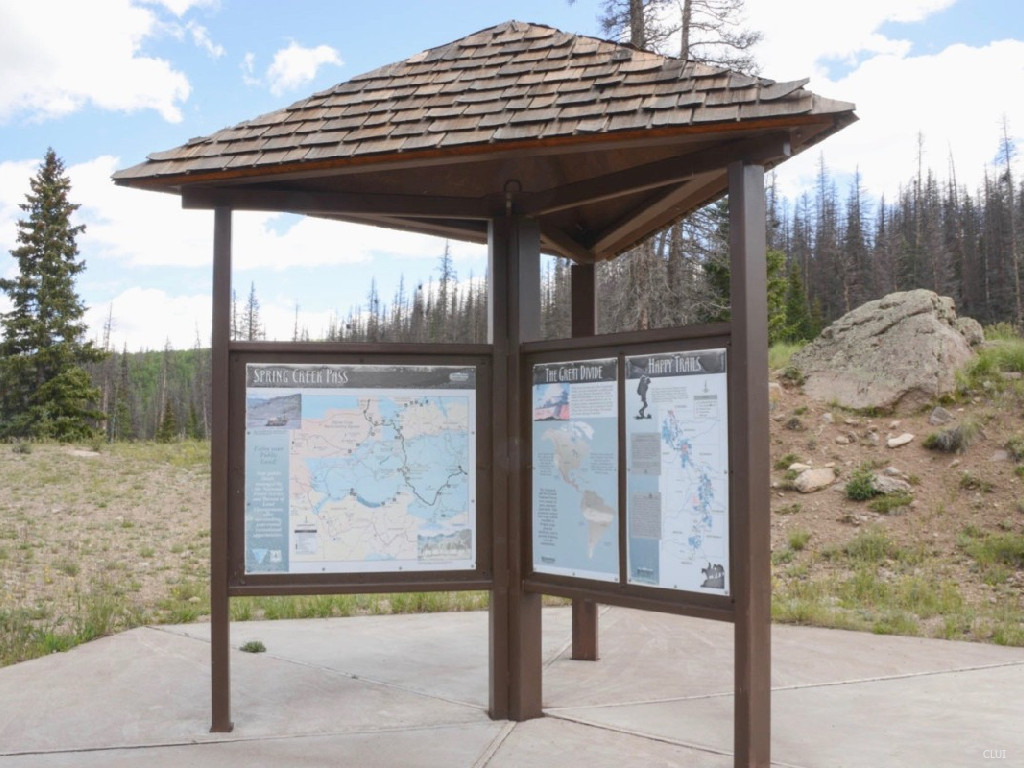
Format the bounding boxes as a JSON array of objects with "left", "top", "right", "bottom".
[
  {"left": 488, "top": 215, "right": 544, "bottom": 720},
  {"left": 570, "top": 263, "right": 599, "bottom": 661},
  {"left": 728, "top": 162, "right": 771, "bottom": 767},
  {"left": 210, "top": 207, "right": 234, "bottom": 733}
]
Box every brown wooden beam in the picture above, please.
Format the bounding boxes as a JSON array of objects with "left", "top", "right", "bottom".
[
  {"left": 210, "top": 207, "right": 233, "bottom": 733},
  {"left": 182, "top": 185, "right": 495, "bottom": 219},
  {"left": 589, "top": 171, "right": 721, "bottom": 258},
  {"left": 540, "top": 227, "right": 596, "bottom": 264},
  {"left": 728, "top": 161, "right": 771, "bottom": 767},
  {"left": 324, "top": 212, "right": 490, "bottom": 244},
  {"left": 522, "top": 134, "right": 790, "bottom": 218},
  {"left": 488, "top": 215, "right": 543, "bottom": 721},
  {"left": 569, "top": 262, "right": 600, "bottom": 660}
]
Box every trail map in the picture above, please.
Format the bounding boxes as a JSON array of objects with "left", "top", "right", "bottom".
[
  {"left": 625, "top": 350, "right": 730, "bottom": 594},
  {"left": 531, "top": 358, "right": 618, "bottom": 582},
  {"left": 244, "top": 364, "right": 476, "bottom": 574}
]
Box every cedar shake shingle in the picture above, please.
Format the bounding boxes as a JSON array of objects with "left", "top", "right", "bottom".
[{"left": 115, "top": 20, "right": 854, "bottom": 185}]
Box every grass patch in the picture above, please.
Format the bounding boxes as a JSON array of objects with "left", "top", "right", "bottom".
[
  {"left": 239, "top": 640, "right": 266, "bottom": 653},
  {"left": 958, "top": 527, "right": 1024, "bottom": 585},
  {"left": 788, "top": 530, "right": 811, "bottom": 551},
  {"left": 773, "top": 452, "right": 801, "bottom": 471},
  {"left": 769, "top": 342, "right": 805, "bottom": 372},
  {"left": 868, "top": 491, "right": 914, "bottom": 515},
  {"left": 959, "top": 471, "right": 994, "bottom": 493},
  {"left": 957, "top": 332, "right": 1024, "bottom": 394},
  {"left": 227, "top": 591, "right": 491, "bottom": 623}
]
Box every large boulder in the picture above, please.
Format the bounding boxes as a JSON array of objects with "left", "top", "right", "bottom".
[{"left": 790, "top": 289, "right": 977, "bottom": 411}]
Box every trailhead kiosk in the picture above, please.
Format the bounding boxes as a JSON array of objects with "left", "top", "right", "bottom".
[{"left": 115, "top": 20, "right": 855, "bottom": 767}]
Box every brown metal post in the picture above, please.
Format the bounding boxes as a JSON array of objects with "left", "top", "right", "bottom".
[
  {"left": 569, "top": 263, "right": 599, "bottom": 661},
  {"left": 728, "top": 162, "right": 771, "bottom": 767},
  {"left": 210, "top": 207, "right": 234, "bottom": 733},
  {"left": 488, "top": 214, "right": 544, "bottom": 720}
]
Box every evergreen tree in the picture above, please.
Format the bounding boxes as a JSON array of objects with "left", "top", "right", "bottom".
[
  {"left": 0, "top": 148, "right": 104, "bottom": 440},
  {"left": 782, "top": 261, "right": 816, "bottom": 342},
  {"left": 765, "top": 249, "right": 788, "bottom": 344},
  {"left": 155, "top": 395, "right": 179, "bottom": 443}
]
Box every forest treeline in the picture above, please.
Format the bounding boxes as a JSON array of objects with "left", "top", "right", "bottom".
[{"left": 89, "top": 137, "right": 1023, "bottom": 441}]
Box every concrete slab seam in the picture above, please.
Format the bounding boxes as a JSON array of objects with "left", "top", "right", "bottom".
[
  {"left": 543, "top": 709, "right": 735, "bottom": 760},
  {"left": 470, "top": 721, "right": 518, "bottom": 767},
  {"left": 768, "top": 658, "right": 1024, "bottom": 695},
  {"left": 0, "top": 721, "right": 496, "bottom": 759},
  {"left": 543, "top": 659, "right": 1024, "bottom": 712}
]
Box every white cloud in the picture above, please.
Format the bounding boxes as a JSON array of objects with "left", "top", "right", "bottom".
[
  {"left": 241, "top": 52, "right": 261, "bottom": 86},
  {"left": 0, "top": 1, "right": 190, "bottom": 123},
  {"left": 739, "top": 0, "right": 1024, "bottom": 202},
  {"left": 187, "top": 22, "right": 225, "bottom": 59},
  {"left": 771, "top": 38, "right": 1024, "bottom": 202},
  {"left": 746, "top": 0, "right": 956, "bottom": 81},
  {"left": 266, "top": 41, "right": 342, "bottom": 96},
  {"left": 87, "top": 286, "right": 212, "bottom": 351},
  {"left": 141, "top": 0, "right": 216, "bottom": 17}
]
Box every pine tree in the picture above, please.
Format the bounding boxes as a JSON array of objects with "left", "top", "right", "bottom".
[
  {"left": 155, "top": 395, "right": 179, "bottom": 443},
  {"left": 0, "top": 148, "right": 105, "bottom": 440}
]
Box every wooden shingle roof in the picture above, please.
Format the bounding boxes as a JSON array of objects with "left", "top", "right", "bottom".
[{"left": 114, "top": 20, "right": 856, "bottom": 262}]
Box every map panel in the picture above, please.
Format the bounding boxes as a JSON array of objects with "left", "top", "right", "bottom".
[
  {"left": 625, "top": 350, "right": 730, "bottom": 594},
  {"left": 531, "top": 358, "right": 619, "bottom": 582},
  {"left": 244, "top": 364, "right": 476, "bottom": 575}
]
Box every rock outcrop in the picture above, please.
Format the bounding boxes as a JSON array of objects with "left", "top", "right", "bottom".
[{"left": 790, "top": 289, "right": 977, "bottom": 411}]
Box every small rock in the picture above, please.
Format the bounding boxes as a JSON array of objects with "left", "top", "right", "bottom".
[
  {"left": 888, "top": 420, "right": 901, "bottom": 430},
  {"left": 990, "top": 450, "right": 1011, "bottom": 462},
  {"left": 862, "top": 432, "right": 881, "bottom": 446},
  {"left": 929, "top": 406, "right": 954, "bottom": 425},
  {"left": 824, "top": 462, "right": 837, "bottom": 468},
  {"left": 793, "top": 467, "right": 837, "bottom": 493},
  {"left": 873, "top": 475, "right": 913, "bottom": 494},
  {"left": 887, "top": 433, "right": 914, "bottom": 448},
  {"left": 883, "top": 467, "right": 905, "bottom": 477},
  {"left": 822, "top": 412, "right": 834, "bottom": 424},
  {"left": 788, "top": 462, "right": 813, "bottom": 472},
  {"left": 835, "top": 434, "right": 851, "bottom": 445}
]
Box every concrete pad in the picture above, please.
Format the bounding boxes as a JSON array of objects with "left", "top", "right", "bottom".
[
  {"left": 545, "top": 607, "right": 1024, "bottom": 707},
  {"left": 1, "top": 605, "right": 1022, "bottom": 767},
  {"left": 165, "top": 608, "right": 573, "bottom": 710},
  {"left": 0, "top": 624, "right": 486, "bottom": 755},
  {"left": 0, "top": 723, "right": 506, "bottom": 768}
]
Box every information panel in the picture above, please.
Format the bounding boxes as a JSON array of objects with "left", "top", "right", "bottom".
[
  {"left": 244, "top": 363, "right": 476, "bottom": 575},
  {"left": 625, "top": 350, "right": 730, "bottom": 594},
  {"left": 531, "top": 358, "right": 619, "bottom": 582}
]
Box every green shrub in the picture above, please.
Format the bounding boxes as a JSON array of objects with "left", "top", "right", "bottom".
[{"left": 845, "top": 465, "right": 879, "bottom": 501}]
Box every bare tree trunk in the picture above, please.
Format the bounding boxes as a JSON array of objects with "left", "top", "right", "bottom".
[{"left": 629, "top": 0, "right": 645, "bottom": 47}]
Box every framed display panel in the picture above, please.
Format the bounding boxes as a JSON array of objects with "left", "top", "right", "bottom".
[
  {"left": 522, "top": 327, "right": 736, "bottom": 622},
  {"left": 226, "top": 346, "right": 493, "bottom": 595}
]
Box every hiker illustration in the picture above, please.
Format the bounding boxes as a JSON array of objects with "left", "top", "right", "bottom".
[{"left": 636, "top": 374, "right": 651, "bottom": 419}]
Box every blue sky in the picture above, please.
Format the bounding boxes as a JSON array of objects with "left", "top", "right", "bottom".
[{"left": 1, "top": 0, "right": 1022, "bottom": 350}]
